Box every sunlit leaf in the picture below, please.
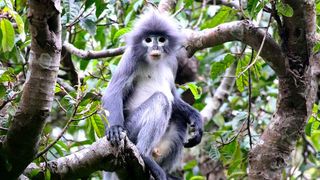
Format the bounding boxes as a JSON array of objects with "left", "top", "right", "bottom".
[
  {"left": 190, "top": 176, "right": 205, "bottom": 180},
  {"left": 201, "top": 6, "right": 236, "bottom": 29},
  {"left": 12, "top": 13, "right": 25, "bottom": 41},
  {"left": 235, "top": 56, "right": 249, "bottom": 92},
  {"left": 210, "top": 54, "right": 235, "bottom": 80},
  {"left": 113, "top": 27, "right": 131, "bottom": 43},
  {"left": 90, "top": 114, "right": 105, "bottom": 138},
  {"left": 187, "top": 83, "right": 202, "bottom": 100},
  {"left": 0, "top": 19, "right": 15, "bottom": 52},
  {"left": 183, "top": 160, "right": 197, "bottom": 171}
]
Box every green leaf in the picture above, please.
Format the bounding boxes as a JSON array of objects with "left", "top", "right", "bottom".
[
  {"left": 3, "top": 7, "right": 25, "bottom": 41},
  {"left": 213, "top": 113, "right": 225, "bottom": 127},
  {"left": 12, "top": 13, "right": 25, "bottom": 41},
  {"left": 53, "top": 143, "right": 64, "bottom": 156},
  {"left": 63, "top": 0, "right": 81, "bottom": 23},
  {"left": 183, "top": 160, "right": 197, "bottom": 171},
  {"left": 208, "top": 145, "right": 220, "bottom": 160},
  {"left": 201, "top": 6, "right": 236, "bottom": 29},
  {"left": 90, "top": 114, "right": 105, "bottom": 138},
  {"left": 190, "top": 176, "right": 205, "bottom": 180},
  {"left": 187, "top": 83, "right": 202, "bottom": 100},
  {"left": 80, "top": 17, "right": 96, "bottom": 36},
  {"left": 95, "top": 26, "right": 106, "bottom": 47},
  {"left": 0, "top": 69, "right": 14, "bottom": 83},
  {"left": 313, "top": 41, "right": 320, "bottom": 52},
  {"left": 45, "top": 169, "right": 51, "bottom": 180},
  {"left": 317, "top": 2, "right": 320, "bottom": 14},
  {"left": 66, "top": 105, "right": 75, "bottom": 119},
  {"left": 0, "top": 19, "right": 15, "bottom": 52},
  {"left": 276, "top": 2, "right": 294, "bottom": 17},
  {"left": 210, "top": 54, "right": 235, "bottom": 80},
  {"left": 235, "top": 57, "right": 249, "bottom": 92},
  {"left": 85, "top": 0, "right": 95, "bottom": 11},
  {"left": 29, "top": 169, "right": 41, "bottom": 177},
  {"left": 95, "top": 0, "right": 107, "bottom": 18},
  {"left": 0, "top": 84, "right": 6, "bottom": 99},
  {"left": 113, "top": 27, "right": 131, "bottom": 43},
  {"left": 246, "top": 0, "right": 266, "bottom": 18},
  {"left": 185, "top": 0, "right": 193, "bottom": 7},
  {"left": 80, "top": 59, "right": 90, "bottom": 70}
]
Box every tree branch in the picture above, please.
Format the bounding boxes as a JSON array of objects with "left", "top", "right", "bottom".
[
  {"left": 24, "top": 136, "right": 147, "bottom": 179},
  {"left": 249, "top": 1, "right": 318, "bottom": 179},
  {"left": 184, "top": 20, "right": 286, "bottom": 76},
  {"left": 200, "top": 62, "right": 236, "bottom": 122},
  {"left": 63, "top": 42, "right": 125, "bottom": 60}
]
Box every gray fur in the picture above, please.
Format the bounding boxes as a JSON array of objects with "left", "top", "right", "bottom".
[{"left": 102, "top": 9, "right": 202, "bottom": 180}]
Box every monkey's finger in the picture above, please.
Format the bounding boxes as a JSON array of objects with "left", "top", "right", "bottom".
[
  {"left": 106, "top": 129, "right": 111, "bottom": 141},
  {"left": 111, "top": 129, "right": 119, "bottom": 146},
  {"left": 115, "top": 127, "right": 122, "bottom": 144}
]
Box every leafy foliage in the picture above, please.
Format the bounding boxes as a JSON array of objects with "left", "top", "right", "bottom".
[{"left": 1, "top": 0, "right": 320, "bottom": 179}]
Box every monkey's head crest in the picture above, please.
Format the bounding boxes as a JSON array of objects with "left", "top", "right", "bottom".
[{"left": 126, "top": 8, "right": 184, "bottom": 53}]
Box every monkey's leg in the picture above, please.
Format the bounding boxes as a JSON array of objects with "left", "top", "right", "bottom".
[{"left": 125, "top": 92, "right": 171, "bottom": 180}]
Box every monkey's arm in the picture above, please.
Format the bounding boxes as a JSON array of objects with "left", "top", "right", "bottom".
[
  {"left": 172, "top": 92, "right": 203, "bottom": 148},
  {"left": 102, "top": 48, "right": 136, "bottom": 145}
]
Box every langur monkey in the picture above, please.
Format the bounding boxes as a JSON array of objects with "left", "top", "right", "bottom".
[{"left": 102, "top": 9, "right": 203, "bottom": 180}]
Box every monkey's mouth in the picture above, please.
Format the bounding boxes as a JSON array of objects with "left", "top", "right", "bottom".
[{"left": 150, "top": 50, "right": 161, "bottom": 59}]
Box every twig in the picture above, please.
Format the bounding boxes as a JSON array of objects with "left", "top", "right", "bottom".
[
  {"left": 247, "top": 49, "right": 254, "bottom": 149},
  {"left": 72, "top": 110, "right": 98, "bottom": 121},
  {"left": 63, "top": 42, "right": 125, "bottom": 60},
  {"left": 172, "top": 5, "right": 185, "bottom": 17},
  {"left": 193, "top": 0, "right": 206, "bottom": 28},
  {"left": 237, "top": 15, "right": 272, "bottom": 78},
  {"left": 0, "top": 127, "right": 8, "bottom": 131},
  {"left": 35, "top": 78, "right": 83, "bottom": 159}
]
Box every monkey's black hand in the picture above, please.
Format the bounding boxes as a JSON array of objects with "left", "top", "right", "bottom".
[
  {"left": 106, "top": 125, "right": 125, "bottom": 146},
  {"left": 184, "top": 114, "right": 203, "bottom": 148}
]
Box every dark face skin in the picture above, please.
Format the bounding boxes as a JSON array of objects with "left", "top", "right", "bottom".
[{"left": 142, "top": 35, "right": 168, "bottom": 61}]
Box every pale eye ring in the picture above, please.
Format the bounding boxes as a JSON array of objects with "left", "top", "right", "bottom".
[
  {"left": 158, "top": 37, "right": 166, "bottom": 43},
  {"left": 145, "top": 37, "right": 152, "bottom": 43}
]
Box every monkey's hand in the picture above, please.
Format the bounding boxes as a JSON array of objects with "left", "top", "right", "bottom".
[
  {"left": 106, "top": 125, "right": 125, "bottom": 146},
  {"left": 184, "top": 115, "right": 203, "bottom": 148}
]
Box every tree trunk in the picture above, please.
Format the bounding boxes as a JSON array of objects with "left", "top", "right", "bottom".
[{"left": 0, "top": 0, "right": 61, "bottom": 178}]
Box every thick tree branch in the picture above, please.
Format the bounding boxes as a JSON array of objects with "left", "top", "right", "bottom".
[
  {"left": 200, "top": 62, "right": 236, "bottom": 122},
  {"left": 282, "top": 0, "right": 316, "bottom": 70},
  {"left": 24, "top": 136, "right": 147, "bottom": 179},
  {"left": 0, "top": 0, "right": 61, "bottom": 178},
  {"left": 63, "top": 42, "right": 125, "bottom": 60},
  {"left": 184, "top": 20, "right": 286, "bottom": 76},
  {"left": 249, "top": 1, "right": 318, "bottom": 179}
]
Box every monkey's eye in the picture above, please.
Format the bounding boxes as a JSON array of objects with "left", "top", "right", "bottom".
[
  {"left": 158, "top": 37, "right": 166, "bottom": 43},
  {"left": 145, "top": 37, "right": 152, "bottom": 43}
]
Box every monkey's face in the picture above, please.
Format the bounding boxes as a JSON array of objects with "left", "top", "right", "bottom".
[{"left": 142, "top": 35, "right": 168, "bottom": 61}]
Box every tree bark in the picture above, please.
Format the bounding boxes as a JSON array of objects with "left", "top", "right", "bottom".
[
  {"left": 248, "top": 1, "right": 318, "bottom": 179},
  {"left": 0, "top": 0, "right": 61, "bottom": 178},
  {"left": 24, "top": 136, "right": 147, "bottom": 179}
]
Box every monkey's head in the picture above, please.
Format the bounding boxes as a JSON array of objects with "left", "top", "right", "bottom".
[{"left": 126, "top": 9, "right": 184, "bottom": 62}]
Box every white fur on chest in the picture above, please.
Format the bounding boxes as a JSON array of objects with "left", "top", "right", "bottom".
[{"left": 126, "top": 62, "right": 174, "bottom": 111}]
